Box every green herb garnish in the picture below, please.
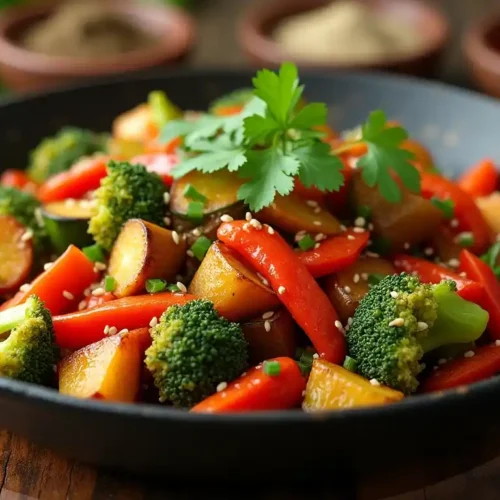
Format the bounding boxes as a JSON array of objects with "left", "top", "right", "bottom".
[
  {"left": 187, "top": 201, "right": 204, "bottom": 222},
  {"left": 343, "top": 356, "right": 358, "bottom": 373},
  {"left": 430, "top": 197, "right": 455, "bottom": 219},
  {"left": 481, "top": 241, "right": 500, "bottom": 279},
  {"left": 298, "top": 349, "right": 315, "bottom": 376},
  {"left": 190, "top": 236, "right": 212, "bottom": 261},
  {"left": 146, "top": 279, "right": 167, "bottom": 294},
  {"left": 263, "top": 360, "right": 281, "bottom": 376},
  {"left": 357, "top": 205, "right": 372, "bottom": 220},
  {"left": 298, "top": 234, "right": 315, "bottom": 251},
  {"left": 183, "top": 184, "right": 207, "bottom": 203},
  {"left": 104, "top": 276, "right": 116, "bottom": 293},
  {"left": 457, "top": 232, "right": 475, "bottom": 248},
  {"left": 167, "top": 283, "right": 181, "bottom": 293},
  {"left": 82, "top": 244, "right": 105, "bottom": 263}
]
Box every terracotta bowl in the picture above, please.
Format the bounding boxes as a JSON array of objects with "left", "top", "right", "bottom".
[
  {"left": 0, "top": 0, "right": 196, "bottom": 93},
  {"left": 464, "top": 14, "right": 500, "bottom": 98},
  {"left": 238, "top": 0, "right": 449, "bottom": 77}
]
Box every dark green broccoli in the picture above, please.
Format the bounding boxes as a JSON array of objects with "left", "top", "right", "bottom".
[
  {"left": 0, "top": 186, "right": 48, "bottom": 254},
  {"left": 28, "top": 127, "right": 108, "bottom": 183},
  {"left": 0, "top": 295, "right": 58, "bottom": 385},
  {"left": 145, "top": 299, "right": 248, "bottom": 408},
  {"left": 88, "top": 160, "right": 166, "bottom": 251},
  {"left": 346, "top": 273, "right": 489, "bottom": 394}
]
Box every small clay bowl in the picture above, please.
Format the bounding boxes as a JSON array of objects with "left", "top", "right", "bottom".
[
  {"left": 464, "top": 14, "right": 500, "bottom": 98},
  {"left": 0, "top": 0, "right": 196, "bottom": 93},
  {"left": 238, "top": 0, "right": 449, "bottom": 77}
]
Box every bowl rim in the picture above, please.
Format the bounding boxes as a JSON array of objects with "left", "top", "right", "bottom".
[
  {"left": 238, "top": 0, "right": 450, "bottom": 69},
  {"left": 2, "top": 66, "right": 500, "bottom": 424},
  {"left": 0, "top": 0, "right": 196, "bottom": 76}
]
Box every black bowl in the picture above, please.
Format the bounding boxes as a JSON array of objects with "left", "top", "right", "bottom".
[{"left": 1, "top": 69, "right": 500, "bottom": 496}]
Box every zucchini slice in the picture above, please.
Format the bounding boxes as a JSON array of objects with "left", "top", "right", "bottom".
[{"left": 42, "top": 200, "right": 94, "bottom": 253}]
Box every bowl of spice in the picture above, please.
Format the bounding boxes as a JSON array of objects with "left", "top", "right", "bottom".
[
  {"left": 0, "top": 0, "right": 196, "bottom": 92},
  {"left": 239, "top": 0, "right": 449, "bottom": 77}
]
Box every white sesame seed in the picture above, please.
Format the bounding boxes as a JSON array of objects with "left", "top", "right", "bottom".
[
  {"left": 313, "top": 221, "right": 322, "bottom": 226},
  {"left": 250, "top": 219, "right": 262, "bottom": 229},
  {"left": 278, "top": 286, "right": 286, "bottom": 295},
  {"left": 315, "top": 233, "right": 325, "bottom": 242},
  {"left": 459, "top": 272, "right": 467, "bottom": 278},
  {"left": 264, "top": 321, "right": 271, "bottom": 332},
  {"left": 149, "top": 317, "right": 158, "bottom": 328},
  {"left": 62, "top": 290, "right": 74, "bottom": 301},
  {"left": 347, "top": 234, "right": 356, "bottom": 241},
  {"left": 94, "top": 262, "right": 107, "bottom": 272},
  {"left": 104, "top": 325, "right": 110, "bottom": 335},
  {"left": 366, "top": 251, "right": 380, "bottom": 258},
  {"left": 424, "top": 247, "right": 434, "bottom": 256},
  {"left": 340, "top": 224, "right": 347, "bottom": 232},
  {"left": 403, "top": 242, "right": 410, "bottom": 250},
  {"left": 302, "top": 390, "right": 306, "bottom": 397},
  {"left": 354, "top": 217, "right": 365, "bottom": 227},
  {"left": 361, "top": 273, "right": 368, "bottom": 281},
  {"left": 389, "top": 318, "right": 405, "bottom": 327},
  {"left": 83, "top": 289, "right": 91, "bottom": 297},
  {"left": 118, "top": 329, "right": 129, "bottom": 336},
  {"left": 253, "top": 379, "right": 261, "bottom": 385},
  {"left": 172, "top": 231, "right": 180, "bottom": 245},
  {"left": 92, "top": 287, "right": 105, "bottom": 296},
  {"left": 464, "top": 350, "right": 475, "bottom": 358},
  {"left": 192, "top": 228, "right": 201, "bottom": 237},
  {"left": 186, "top": 250, "right": 194, "bottom": 258},
  {"left": 314, "top": 243, "right": 321, "bottom": 249},
  {"left": 314, "top": 207, "right": 321, "bottom": 214},
  {"left": 448, "top": 258, "right": 460, "bottom": 268},
  {"left": 347, "top": 317, "right": 353, "bottom": 326},
  {"left": 367, "top": 223, "right": 374, "bottom": 231},
  {"left": 43, "top": 262, "right": 54, "bottom": 271},
  {"left": 306, "top": 200, "right": 318, "bottom": 207},
  {"left": 234, "top": 383, "right": 241, "bottom": 389},
  {"left": 34, "top": 208, "right": 45, "bottom": 228},
  {"left": 108, "top": 327, "right": 118, "bottom": 336},
  {"left": 438, "top": 358, "right": 447, "bottom": 365},
  {"left": 245, "top": 212, "right": 252, "bottom": 222},
  {"left": 175, "top": 282, "right": 186, "bottom": 293},
  {"left": 450, "top": 218, "right": 459, "bottom": 228},
  {"left": 417, "top": 321, "right": 428, "bottom": 331},
  {"left": 163, "top": 192, "right": 170, "bottom": 204},
  {"left": 496, "top": 340, "right": 500, "bottom": 347},
  {"left": 353, "top": 227, "right": 365, "bottom": 233},
  {"left": 220, "top": 214, "right": 233, "bottom": 223},
  {"left": 21, "top": 229, "right": 33, "bottom": 242},
  {"left": 257, "top": 273, "right": 269, "bottom": 286},
  {"left": 353, "top": 273, "right": 360, "bottom": 284},
  {"left": 267, "top": 225, "right": 275, "bottom": 235},
  {"left": 163, "top": 217, "right": 171, "bottom": 226},
  {"left": 334, "top": 320, "right": 343, "bottom": 330},
  {"left": 390, "top": 291, "right": 399, "bottom": 298},
  {"left": 78, "top": 301, "right": 87, "bottom": 311},
  {"left": 312, "top": 353, "right": 319, "bottom": 359},
  {"left": 370, "top": 379, "right": 381, "bottom": 386},
  {"left": 344, "top": 286, "right": 351, "bottom": 294},
  {"left": 19, "top": 283, "right": 30, "bottom": 293},
  {"left": 262, "top": 311, "right": 274, "bottom": 320},
  {"left": 243, "top": 223, "right": 250, "bottom": 232}
]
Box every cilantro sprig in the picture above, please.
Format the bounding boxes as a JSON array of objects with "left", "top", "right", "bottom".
[{"left": 159, "top": 62, "right": 419, "bottom": 211}]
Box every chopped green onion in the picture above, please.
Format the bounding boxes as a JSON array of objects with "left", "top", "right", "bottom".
[
  {"left": 104, "top": 276, "right": 116, "bottom": 293},
  {"left": 167, "top": 283, "right": 181, "bottom": 292},
  {"left": 184, "top": 184, "right": 207, "bottom": 203},
  {"left": 481, "top": 241, "right": 500, "bottom": 279},
  {"left": 298, "top": 234, "right": 315, "bottom": 251},
  {"left": 357, "top": 205, "right": 372, "bottom": 220},
  {"left": 263, "top": 360, "right": 281, "bottom": 376},
  {"left": 457, "top": 232, "right": 475, "bottom": 248},
  {"left": 190, "top": 236, "right": 212, "bottom": 261},
  {"left": 367, "top": 273, "right": 384, "bottom": 286},
  {"left": 83, "top": 244, "right": 105, "bottom": 263},
  {"left": 187, "top": 201, "right": 205, "bottom": 222},
  {"left": 430, "top": 197, "right": 455, "bottom": 219},
  {"left": 369, "top": 236, "right": 392, "bottom": 256},
  {"left": 146, "top": 279, "right": 167, "bottom": 294},
  {"left": 298, "top": 349, "right": 315, "bottom": 376},
  {"left": 343, "top": 356, "right": 358, "bottom": 373}
]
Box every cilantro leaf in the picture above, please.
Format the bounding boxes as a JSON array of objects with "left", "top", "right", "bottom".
[
  {"left": 244, "top": 114, "right": 280, "bottom": 146},
  {"left": 159, "top": 120, "right": 198, "bottom": 144},
  {"left": 237, "top": 149, "right": 299, "bottom": 211},
  {"left": 292, "top": 142, "right": 345, "bottom": 192},
  {"left": 290, "top": 103, "right": 327, "bottom": 131}
]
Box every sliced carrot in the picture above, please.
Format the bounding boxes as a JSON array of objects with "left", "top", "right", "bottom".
[{"left": 458, "top": 159, "right": 499, "bottom": 198}]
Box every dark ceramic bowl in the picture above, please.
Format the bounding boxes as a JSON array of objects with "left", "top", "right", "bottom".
[
  {"left": 0, "top": 0, "right": 195, "bottom": 93},
  {"left": 1, "top": 69, "right": 500, "bottom": 496},
  {"left": 238, "top": 0, "right": 449, "bottom": 78}
]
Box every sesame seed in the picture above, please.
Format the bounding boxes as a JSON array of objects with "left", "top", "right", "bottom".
[
  {"left": 172, "top": 231, "right": 180, "bottom": 245},
  {"left": 354, "top": 216, "right": 366, "bottom": 227},
  {"left": 448, "top": 258, "right": 460, "bottom": 268},
  {"left": 334, "top": 320, "right": 343, "bottom": 330},
  {"left": 344, "top": 286, "right": 351, "bottom": 294},
  {"left": 192, "top": 228, "right": 201, "bottom": 237},
  {"left": 295, "top": 230, "right": 306, "bottom": 242},
  {"left": 163, "top": 192, "right": 170, "bottom": 204},
  {"left": 94, "top": 262, "right": 107, "bottom": 272},
  {"left": 253, "top": 379, "right": 261, "bottom": 385},
  {"left": 92, "top": 287, "right": 105, "bottom": 296},
  {"left": 464, "top": 350, "right": 475, "bottom": 358},
  {"left": 176, "top": 282, "right": 187, "bottom": 293},
  {"left": 450, "top": 218, "right": 459, "bottom": 228},
  {"left": 459, "top": 271, "right": 467, "bottom": 278},
  {"left": 19, "top": 283, "right": 30, "bottom": 293},
  {"left": 108, "top": 327, "right": 118, "bottom": 336},
  {"left": 278, "top": 286, "right": 286, "bottom": 295},
  {"left": 313, "top": 243, "right": 320, "bottom": 249},
  {"left": 389, "top": 318, "right": 405, "bottom": 327},
  {"left": 186, "top": 250, "right": 194, "bottom": 258},
  {"left": 83, "top": 289, "right": 91, "bottom": 297},
  {"left": 62, "top": 290, "right": 74, "bottom": 300},
  {"left": 103, "top": 325, "right": 110, "bottom": 335},
  {"left": 390, "top": 291, "right": 399, "bottom": 298},
  {"left": 340, "top": 224, "right": 347, "bottom": 232},
  {"left": 250, "top": 219, "right": 262, "bottom": 229},
  {"left": 417, "top": 322, "right": 428, "bottom": 331},
  {"left": 496, "top": 340, "right": 500, "bottom": 347},
  {"left": 149, "top": 317, "right": 158, "bottom": 328},
  {"left": 257, "top": 273, "right": 269, "bottom": 286},
  {"left": 43, "top": 262, "right": 54, "bottom": 271},
  {"left": 353, "top": 227, "right": 365, "bottom": 233},
  {"left": 163, "top": 217, "right": 171, "bottom": 226},
  {"left": 220, "top": 214, "right": 233, "bottom": 223},
  {"left": 353, "top": 273, "right": 360, "bottom": 284},
  {"left": 361, "top": 273, "right": 368, "bottom": 281},
  {"left": 234, "top": 383, "right": 241, "bottom": 389},
  {"left": 245, "top": 212, "right": 252, "bottom": 222},
  {"left": 366, "top": 251, "right": 380, "bottom": 258},
  {"left": 347, "top": 234, "right": 356, "bottom": 241},
  {"left": 313, "top": 221, "right": 322, "bottom": 226},
  {"left": 438, "top": 358, "right": 447, "bottom": 365},
  {"left": 347, "top": 317, "right": 353, "bottom": 326},
  {"left": 424, "top": 247, "right": 434, "bottom": 256},
  {"left": 314, "top": 207, "right": 321, "bottom": 214},
  {"left": 267, "top": 225, "right": 275, "bottom": 235},
  {"left": 243, "top": 223, "right": 250, "bottom": 232},
  {"left": 370, "top": 379, "right": 381, "bottom": 386},
  {"left": 315, "top": 233, "right": 325, "bottom": 242},
  {"left": 118, "top": 329, "right": 129, "bottom": 336},
  {"left": 21, "top": 229, "right": 33, "bottom": 242},
  {"left": 306, "top": 200, "right": 318, "bottom": 207},
  {"left": 34, "top": 208, "right": 45, "bottom": 228},
  {"left": 312, "top": 353, "right": 319, "bottom": 359},
  {"left": 264, "top": 321, "right": 271, "bottom": 332},
  {"left": 367, "top": 223, "right": 374, "bottom": 231},
  {"left": 78, "top": 301, "right": 87, "bottom": 311},
  {"left": 262, "top": 311, "right": 274, "bottom": 320},
  {"left": 403, "top": 242, "right": 410, "bottom": 250}
]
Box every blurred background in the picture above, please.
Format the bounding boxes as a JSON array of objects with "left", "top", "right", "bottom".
[{"left": 0, "top": 0, "right": 499, "bottom": 96}]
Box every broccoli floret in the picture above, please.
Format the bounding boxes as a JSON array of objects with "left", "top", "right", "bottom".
[
  {"left": 88, "top": 160, "right": 166, "bottom": 251},
  {"left": 0, "top": 295, "right": 58, "bottom": 385},
  {"left": 0, "top": 186, "right": 48, "bottom": 254},
  {"left": 28, "top": 127, "right": 108, "bottom": 183},
  {"left": 145, "top": 299, "right": 248, "bottom": 408},
  {"left": 346, "top": 273, "right": 489, "bottom": 394}
]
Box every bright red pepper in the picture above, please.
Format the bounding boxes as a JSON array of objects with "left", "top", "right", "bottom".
[
  {"left": 217, "top": 221, "right": 346, "bottom": 364},
  {"left": 421, "top": 343, "right": 500, "bottom": 393},
  {"left": 298, "top": 229, "right": 370, "bottom": 278},
  {"left": 420, "top": 172, "right": 491, "bottom": 254},
  {"left": 38, "top": 155, "right": 109, "bottom": 203},
  {"left": 130, "top": 153, "right": 178, "bottom": 187},
  {"left": 53, "top": 292, "right": 196, "bottom": 350},
  {"left": 0, "top": 169, "right": 35, "bottom": 192},
  {"left": 460, "top": 250, "right": 500, "bottom": 340},
  {"left": 191, "top": 357, "right": 306, "bottom": 413},
  {"left": 458, "top": 159, "right": 498, "bottom": 198},
  {"left": 393, "top": 254, "right": 484, "bottom": 304},
  {"left": 81, "top": 292, "right": 117, "bottom": 310}
]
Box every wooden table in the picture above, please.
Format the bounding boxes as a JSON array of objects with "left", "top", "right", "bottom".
[{"left": 5, "top": 0, "right": 500, "bottom": 498}]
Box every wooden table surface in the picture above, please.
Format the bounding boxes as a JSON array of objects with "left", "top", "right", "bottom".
[{"left": 4, "top": 0, "right": 500, "bottom": 498}]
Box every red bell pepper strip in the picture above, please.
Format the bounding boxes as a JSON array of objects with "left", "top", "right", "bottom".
[
  {"left": 393, "top": 254, "right": 484, "bottom": 304},
  {"left": 38, "top": 155, "right": 109, "bottom": 203},
  {"left": 298, "top": 229, "right": 370, "bottom": 278},
  {"left": 53, "top": 292, "right": 196, "bottom": 350},
  {"left": 421, "top": 343, "right": 500, "bottom": 393},
  {"left": 458, "top": 159, "right": 498, "bottom": 198},
  {"left": 420, "top": 172, "right": 491, "bottom": 254},
  {"left": 0, "top": 245, "right": 97, "bottom": 315},
  {"left": 217, "top": 221, "right": 346, "bottom": 364},
  {"left": 0, "top": 169, "right": 35, "bottom": 192},
  {"left": 460, "top": 250, "right": 500, "bottom": 340},
  {"left": 191, "top": 357, "right": 306, "bottom": 413},
  {"left": 129, "top": 153, "right": 178, "bottom": 187}
]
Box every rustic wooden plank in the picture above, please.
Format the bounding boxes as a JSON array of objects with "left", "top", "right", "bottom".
[{"left": 66, "top": 462, "right": 97, "bottom": 500}]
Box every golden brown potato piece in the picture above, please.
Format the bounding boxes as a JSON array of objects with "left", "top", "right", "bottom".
[
  {"left": 189, "top": 241, "right": 280, "bottom": 321},
  {"left": 242, "top": 309, "right": 298, "bottom": 364},
  {"left": 476, "top": 192, "right": 500, "bottom": 235},
  {"left": 59, "top": 328, "right": 151, "bottom": 403},
  {"left": 303, "top": 359, "right": 404, "bottom": 411},
  {"left": 351, "top": 170, "right": 443, "bottom": 252},
  {"left": 258, "top": 192, "right": 341, "bottom": 235},
  {"left": 112, "top": 103, "right": 152, "bottom": 143},
  {"left": 323, "top": 257, "right": 395, "bottom": 323},
  {"left": 109, "top": 219, "right": 186, "bottom": 297}
]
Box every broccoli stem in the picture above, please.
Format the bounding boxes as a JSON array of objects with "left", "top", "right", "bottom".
[
  {"left": 0, "top": 303, "right": 28, "bottom": 336},
  {"left": 420, "top": 283, "right": 489, "bottom": 353}
]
